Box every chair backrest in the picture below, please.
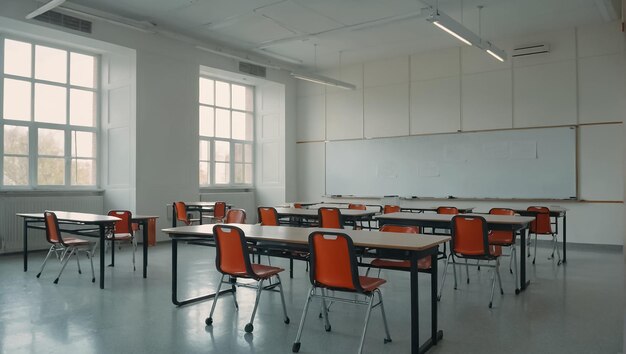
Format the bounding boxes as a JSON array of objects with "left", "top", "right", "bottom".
[
  {"left": 308, "top": 231, "right": 363, "bottom": 292},
  {"left": 213, "top": 225, "right": 254, "bottom": 277},
  {"left": 318, "top": 207, "right": 343, "bottom": 229},
  {"left": 225, "top": 209, "right": 246, "bottom": 224},
  {"left": 213, "top": 201, "right": 227, "bottom": 219},
  {"left": 383, "top": 205, "right": 401, "bottom": 214},
  {"left": 527, "top": 206, "right": 552, "bottom": 234},
  {"left": 437, "top": 206, "right": 459, "bottom": 215},
  {"left": 488, "top": 208, "right": 514, "bottom": 243},
  {"left": 43, "top": 211, "right": 62, "bottom": 244},
  {"left": 173, "top": 201, "right": 190, "bottom": 225},
  {"left": 258, "top": 207, "right": 279, "bottom": 226},
  {"left": 451, "top": 215, "right": 489, "bottom": 256},
  {"left": 293, "top": 203, "right": 303, "bottom": 209},
  {"left": 348, "top": 203, "right": 366, "bottom": 210},
  {"left": 108, "top": 210, "right": 133, "bottom": 235},
  {"left": 380, "top": 224, "right": 419, "bottom": 234}
]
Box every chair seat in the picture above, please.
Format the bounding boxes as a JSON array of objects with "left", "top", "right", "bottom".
[
  {"left": 62, "top": 237, "right": 92, "bottom": 246},
  {"left": 488, "top": 231, "right": 514, "bottom": 246},
  {"left": 370, "top": 257, "right": 432, "bottom": 270},
  {"left": 458, "top": 245, "right": 502, "bottom": 258},
  {"left": 108, "top": 233, "right": 133, "bottom": 241},
  {"left": 250, "top": 264, "right": 284, "bottom": 279},
  {"left": 358, "top": 276, "right": 386, "bottom": 292}
]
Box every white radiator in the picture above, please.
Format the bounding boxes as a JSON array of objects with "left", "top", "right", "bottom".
[{"left": 0, "top": 194, "right": 104, "bottom": 254}]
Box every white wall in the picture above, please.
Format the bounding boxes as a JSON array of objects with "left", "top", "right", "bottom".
[
  {"left": 0, "top": 0, "right": 298, "bottom": 242},
  {"left": 295, "top": 21, "right": 625, "bottom": 245}
]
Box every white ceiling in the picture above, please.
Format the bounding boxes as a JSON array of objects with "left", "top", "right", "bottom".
[{"left": 66, "top": 0, "right": 615, "bottom": 69}]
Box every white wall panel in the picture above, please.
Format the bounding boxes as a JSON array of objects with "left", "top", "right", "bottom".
[
  {"left": 411, "top": 47, "right": 460, "bottom": 81},
  {"left": 579, "top": 124, "right": 624, "bottom": 201},
  {"left": 296, "top": 95, "right": 325, "bottom": 141},
  {"left": 296, "top": 80, "right": 324, "bottom": 97},
  {"left": 296, "top": 142, "right": 325, "bottom": 201},
  {"left": 326, "top": 89, "right": 364, "bottom": 140},
  {"left": 462, "top": 69, "right": 512, "bottom": 131},
  {"left": 579, "top": 54, "right": 625, "bottom": 123},
  {"left": 513, "top": 60, "right": 577, "bottom": 127},
  {"left": 577, "top": 21, "right": 623, "bottom": 58},
  {"left": 410, "top": 77, "right": 460, "bottom": 134},
  {"left": 461, "top": 45, "right": 511, "bottom": 74},
  {"left": 364, "top": 56, "right": 409, "bottom": 87},
  {"left": 364, "top": 83, "right": 409, "bottom": 138}
]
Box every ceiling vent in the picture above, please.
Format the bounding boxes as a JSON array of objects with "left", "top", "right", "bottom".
[
  {"left": 239, "top": 62, "right": 266, "bottom": 78},
  {"left": 512, "top": 43, "right": 549, "bottom": 58},
  {"left": 34, "top": 10, "right": 92, "bottom": 34}
]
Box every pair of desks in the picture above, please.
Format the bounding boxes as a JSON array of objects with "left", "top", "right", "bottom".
[{"left": 18, "top": 211, "right": 157, "bottom": 289}]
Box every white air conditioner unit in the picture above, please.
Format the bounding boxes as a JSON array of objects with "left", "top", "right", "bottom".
[{"left": 512, "top": 43, "right": 550, "bottom": 58}]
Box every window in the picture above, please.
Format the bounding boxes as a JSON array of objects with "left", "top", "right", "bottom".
[
  {"left": 199, "top": 77, "right": 253, "bottom": 186},
  {"left": 1, "top": 38, "right": 98, "bottom": 188}
]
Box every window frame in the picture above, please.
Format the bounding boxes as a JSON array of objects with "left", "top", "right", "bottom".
[
  {"left": 199, "top": 75, "right": 254, "bottom": 189},
  {"left": 0, "top": 34, "right": 100, "bottom": 190}
]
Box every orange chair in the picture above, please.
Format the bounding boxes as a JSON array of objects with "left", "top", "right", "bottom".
[
  {"left": 172, "top": 201, "right": 199, "bottom": 226},
  {"left": 318, "top": 207, "right": 343, "bottom": 229},
  {"left": 293, "top": 203, "right": 303, "bottom": 209},
  {"left": 437, "top": 206, "right": 459, "bottom": 215},
  {"left": 225, "top": 208, "right": 246, "bottom": 224},
  {"left": 292, "top": 232, "right": 391, "bottom": 354},
  {"left": 348, "top": 203, "right": 367, "bottom": 210},
  {"left": 366, "top": 225, "right": 432, "bottom": 276},
  {"left": 441, "top": 215, "right": 504, "bottom": 308},
  {"left": 257, "top": 206, "right": 308, "bottom": 274},
  {"left": 106, "top": 210, "right": 137, "bottom": 271},
  {"left": 527, "top": 206, "right": 561, "bottom": 265},
  {"left": 383, "top": 205, "right": 401, "bottom": 214},
  {"left": 212, "top": 201, "right": 227, "bottom": 223},
  {"left": 258, "top": 207, "right": 280, "bottom": 226},
  {"left": 206, "top": 225, "right": 289, "bottom": 333},
  {"left": 37, "top": 211, "right": 97, "bottom": 284},
  {"left": 489, "top": 208, "right": 518, "bottom": 293}
]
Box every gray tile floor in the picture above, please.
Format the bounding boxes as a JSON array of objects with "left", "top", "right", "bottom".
[{"left": 0, "top": 241, "right": 622, "bottom": 354}]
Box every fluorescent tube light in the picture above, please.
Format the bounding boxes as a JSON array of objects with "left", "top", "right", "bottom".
[
  {"left": 486, "top": 49, "right": 504, "bottom": 62},
  {"left": 290, "top": 72, "right": 356, "bottom": 90},
  {"left": 483, "top": 41, "right": 507, "bottom": 62},
  {"left": 427, "top": 11, "right": 480, "bottom": 46},
  {"left": 432, "top": 20, "right": 472, "bottom": 46},
  {"left": 26, "top": 0, "right": 66, "bottom": 19}
]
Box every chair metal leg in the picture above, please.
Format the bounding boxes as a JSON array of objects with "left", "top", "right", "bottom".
[
  {"left": 377, "top": 290, "right": 392, "bottom": 343},
  {"left": 75, "top": 251, "right": 82, "bottom": 274},
  {"left": 320, "top": 289, "right": 331, "bottom": 331},
  {"left": 54, "top": 247, "right": 76, "bottom": 284},
  {"left": 532, "top": 233, "right": 538, "bottom": 264},
  {"left": 36, "top": 246, "right": 56, "bottom": 278},
  {"left": 438, "top": 253, "right": 451, "bottom": 301},
  {"left": 358, "top": 293, "right": 375, "bottom": 354},
  {"left": 509, "top": 247, "right": 514, "bottom": 274},
  {"left": 496, "top": 258, "right": 504, "bottom": 295},
  {"left": 206, "top": 274, "right": 225, "bottom": 326},
  {"left": 512, "top": 245, "right": 519, "bottom": 294},
  {"left": 465, "top": 259, "right": 470, "bottom": 284},
  {"left": 452, "top": 255, "right": 458, "bottom": 289},
  {"left": 276, "top": 274, "right": 290, "bottom": 324},
  {"left": 489, "top": 260, "right": 497, "bottom": 308},
  {"left": 132, "top": 237, "right": 137, "bottom": 271},
  {"left": 245, "top": 279, "right": 265, "bottom": 333},
  {"left": 292, "top": 286, "right": 314, "bottom": 353},
  {"left": 554, "top": 234, "right": 562, "bottom": 265}
]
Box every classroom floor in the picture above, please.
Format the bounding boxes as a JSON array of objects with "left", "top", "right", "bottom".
[{"left": 0, "top": 241, "right": 622, "bottom": 354}]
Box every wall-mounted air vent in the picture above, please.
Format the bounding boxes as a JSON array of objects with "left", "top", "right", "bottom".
[
  {"left": 34, "top": 10, "right": 92, "bottom": 34},
  {"left": 239, "top": 62, "right": 266, "bottom": 78},
  {"left": 512, "top": 43, "right": 549, "bottom": 58}
]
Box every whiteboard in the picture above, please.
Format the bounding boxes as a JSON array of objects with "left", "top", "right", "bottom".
[{"left": 326, "top": 127, "right": 577, "bottom": 199}]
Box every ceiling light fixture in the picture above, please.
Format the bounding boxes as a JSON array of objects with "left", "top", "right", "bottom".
[
  {"left": 290, "top": 72, "right": 356, "bottom": 90},
  {"left": 426, "top": 5, "right": 507, "bottom": 62},
  {"left": 26, "top": 0, "right": 66, "bottom": 19}
]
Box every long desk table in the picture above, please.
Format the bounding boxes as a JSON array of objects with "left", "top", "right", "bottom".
[
  {"left": 400, "top": 206, "right": 475, "bottom": 213},
  {"left": 274, "top": 207, "right": 377, "bottom": 226},
  {"left": 171, "top": 202, "right": 232, "bottom": 226},
  {"left": 18, "top": 212, "right": 157, "bottom": 288},
  {"left": 375, "top": 212, "right": 535, "bottom": 292},
  {"left": 163, "top": 224, "right": 449, "bottom": 354},
  {"left": 511, "top": 207, "right": 568, "bottom": 263}
]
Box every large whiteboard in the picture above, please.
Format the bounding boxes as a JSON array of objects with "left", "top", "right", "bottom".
[{"left": 326, "top": 127, "right": 577, "bottom": 199}]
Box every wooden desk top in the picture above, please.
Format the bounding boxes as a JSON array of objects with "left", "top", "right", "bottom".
[
  {"left": 375, "top": 212, "right": 535, "bottom": 225},
  {"left": 17, "top": 211, "right": 120, "bottom": 224},
  {"left": 274, "top": 207, "right": 377, "bottom": 217},
  {"left": 162, "top": 224, "right": 449, "bottom": 252}
]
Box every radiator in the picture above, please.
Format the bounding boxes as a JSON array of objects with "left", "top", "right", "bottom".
[{"left": 0, "top": 194, "right": 104, "bottom": 254}]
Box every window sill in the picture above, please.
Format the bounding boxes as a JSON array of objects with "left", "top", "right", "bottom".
[{"left": 199, "top": 187, "right": 255, "bottom": 193}]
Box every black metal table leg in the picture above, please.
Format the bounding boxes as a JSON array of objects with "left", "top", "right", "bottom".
[
  {"left": 562, "top": 213, "right": 567, "bottom": 263},
  {"left": 23, "top": 219, "right": 28, "bottom": 272},
  {"left": 109, "top": 238, "right": 115, "bottom": 267},
  {"left": 410, "top": 251, "right": 419, "bottom": 354},
  {"left": 430, "top": 251, "right": 442, "bottom": 346},
  {"left": 519, "top": 228, "right": 529, "bottom": 291},
  {"left": 143, "top": 219, "right": 148, "bottom": 278},
  {"left": 99, "top": 224, "right": 105, "bottom": 289}
]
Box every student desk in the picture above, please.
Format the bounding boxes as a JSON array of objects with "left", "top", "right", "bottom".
[
  {"left": 171, "top": 202, "right": 232, "bottom": 226},
  {"left": 375, "top": 212, "right": 535, "bottom": 292},
  {"left": 163, "top": 224, "right": 449, "bottom": 354},
  {"left": 274, "top": 207, "right": 377, "bottom": 225},
  {"left": 511, "top": 207, "right": 568, "bottom": 263},
  {"left": 400, "top": 206, "right": 475, "bottom": 213},
  {"left": 17, "top": 212, "right": 157, "bottom": 289}
]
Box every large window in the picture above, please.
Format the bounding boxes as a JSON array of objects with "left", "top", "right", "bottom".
[
  {"left": 199, "top": 77, "right": 254, "bottom": 187},
  {"left": 1, "top": 37, "right": 98, "bottom": 188}
]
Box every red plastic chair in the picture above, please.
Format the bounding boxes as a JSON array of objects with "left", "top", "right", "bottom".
[
  {"left": 348, "top": 203, "right": 367, "bottom": 210},
  {"left": 292, "top": 231, "right": 391, "bottom": 354},
  {"left": 37, "top": 211, "right": 97, "bottom": 284},
  {"left": 107, "top": 210, "right": 137, "bottom": 271},
  {"left": 383, "top": 205, "right": 401, "bottom": 214},
  {"left": 293, "top": 203, "right": 303, "bottom": 209},
  {"left": 258, "top": 207, "right": 279, "bottom": 226},
  {"left": 366, "top": 225, "right": 431, "bottom": 276},
  {"left": 437, "top": 206, "right": 459, "bottom": 215},
  {"left": 172, "top": 201, "right": 199, "bottom": 226},
  {"left": 489, "top": 208, "right": 518, "bottom": 292},
  {"left": 318, "top": 207, "right": 343, "bottom": 229},
  {"left": 225, "top": 208, "right": 246, "bottom": 224},
  {"left": 527, "top": 206, "right": 561, "bottom": 265},
  {"left": 212, "top": 201, "right": 227, "bottom": 223},
  {"left": 206, "top": 225, "right": 289, "bottom": 333},
  {"left": 441, "top": 215, "right": 504, "bottom": 308}
]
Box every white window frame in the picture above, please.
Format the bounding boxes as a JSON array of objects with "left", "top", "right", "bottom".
[
  {"left": 0, "top": 34, "right": 100, "bottom": 190},
  {"left": 199, "top": 76, "right": 254, "bottom": 188}
]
